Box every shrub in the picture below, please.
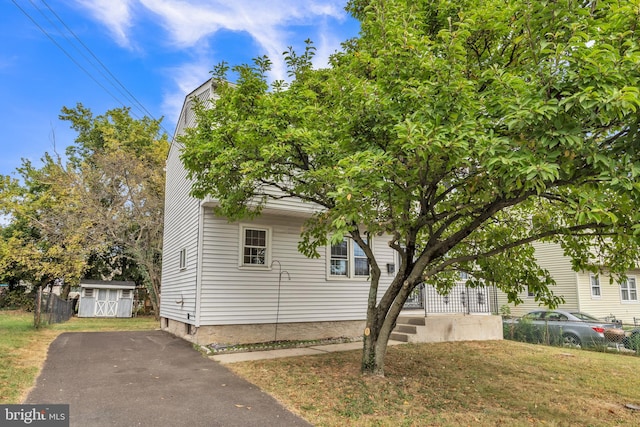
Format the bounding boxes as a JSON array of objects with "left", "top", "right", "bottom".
[
  {"left": 0, "top": 287, "right": 35, "bottom": 311},
  {"left": 504, "top": 317, "right": 555, "bottom": 345}
]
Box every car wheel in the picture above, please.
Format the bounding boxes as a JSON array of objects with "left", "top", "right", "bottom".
[{"left": 563, "top": 333, "right": 581, "bottom": 348}]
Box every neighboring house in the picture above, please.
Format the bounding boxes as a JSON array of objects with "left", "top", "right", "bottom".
[
  {"left": 498, "top": 242, "right": 640, "bottom": 325},
  {"left": 160, "top": 79, "right": 502, "bottom": 346},
  {"left": 77, "top": 280, "right": 136, "bottom": 318}
]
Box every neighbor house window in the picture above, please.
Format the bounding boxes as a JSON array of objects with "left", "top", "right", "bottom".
[
  {"left": 590, "top": 275, "right": 601, "bottom": 298},
  {"left": 179, "top": 248, "right": 187, "bottom": 270},
  {"left": 620, "top": 277, "right": 638, "bottom": 302},
  {"left": 329, "top": 237, "right": 370, "bottom": 278},
  {"left": 240, "top": 226, "right": 270, "bottom": 267},
  {"left": 527, "top": 286, "right": 535, "bottom": 298}
]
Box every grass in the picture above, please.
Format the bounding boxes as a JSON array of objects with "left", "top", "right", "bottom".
[
  {"left": 0, "top": 310, "right": 157, "bottom": 404},
  {"left": 3, "top": 310, "right": 640, "bottom": 426},
  {"left": 228, "top": 340, "right": 640, "bottom": 426}
]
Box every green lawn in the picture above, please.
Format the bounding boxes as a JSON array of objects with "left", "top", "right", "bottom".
[
  {"left": 0, "top": 310, "right": 158, "bottom": 403},
  {"left": 4, "top": 309, "right": 640, "bottom": 426},
  {"left": 229, "top": 340, "right": 640, "bottom": 426}
]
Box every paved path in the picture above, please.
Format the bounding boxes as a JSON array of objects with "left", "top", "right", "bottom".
[
  {"left": 211, "top": 341, "right": 403, "bottom": 364},
  {"left": 25, "top": 331, "right": 311, "bottom": 427}
]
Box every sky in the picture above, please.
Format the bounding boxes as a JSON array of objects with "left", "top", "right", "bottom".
[{"left": 0, "top": 0, "right": 360, "bottom": 177}]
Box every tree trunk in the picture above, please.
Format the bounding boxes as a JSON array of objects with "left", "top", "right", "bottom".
[
  {"left": 60, "top": 282, "right": 71, "bottom": 300},
  {"left": 148, "top": 274, "right": 161, "bottom": 320},
  {"left": 361, "top": 274, "right": 418, "bottom": 376},
  {"left": 361, "top": 319, "right": 394, "bottom": 376},
  {"left": 34, "top": 286, "right": 43, "bottom": 328}
]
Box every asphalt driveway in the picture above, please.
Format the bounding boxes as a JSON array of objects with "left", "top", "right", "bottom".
[{"left": 24, "top": 330, "right": 311, "bottom": 427}]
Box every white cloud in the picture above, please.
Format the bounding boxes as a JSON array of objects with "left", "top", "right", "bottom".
[
  {"left": 77, "top": 0, "right": 350, "bottom": 77},
  {"left": 313, "top": 19, "right": 350, "bottom": 69},
  {"left": 160, "top": 57, "right": 212, "bottom": 134},
  {"left": 140, "top": 0, "right": 349, "bottom": 78},
  {"left": 74, "top": 0, "right": 136, "bottom": 47},
  {"left": 139, "top": 1, "right": 346, "bottom": 45},
  {"left": 76, "top": 1, "right": 354, "bottom": 130}
]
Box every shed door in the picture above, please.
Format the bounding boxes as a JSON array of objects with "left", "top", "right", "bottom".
[{"left": 95, "top": 289, "right": 118, "bottom": 317}]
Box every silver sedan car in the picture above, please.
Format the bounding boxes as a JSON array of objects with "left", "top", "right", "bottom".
[{"left": 506, "top": 309, "right": 623, "bottom": 347}]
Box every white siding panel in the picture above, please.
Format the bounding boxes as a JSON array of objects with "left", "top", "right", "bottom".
[
  {"left": 159, "top": 140, "right": 200, "bottom": 323},
  {"left": 534, "top": 242, "right": 580, "bottom": 308},
  {"left": 160, "top": 80, "right": 215, "bottom": 324},
  {"left": 198, "top": 210, "right": 396, "bottom": 325},
  {"left": 497, "top": 242, "right": 579, "bottom": 316},
  {"left": 577, "top": 269, "right": 640, "bottom": 324}
]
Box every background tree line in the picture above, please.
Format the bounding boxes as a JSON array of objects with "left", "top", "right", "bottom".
[{"left": 0, "top": 104, "right": 168, "bottom": 317}]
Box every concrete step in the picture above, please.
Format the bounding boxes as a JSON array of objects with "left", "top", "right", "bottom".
[
  {"left": 395, "top": 324, "right": 417, "bottom": 334},
  {"left": 397, "top": 316, "right": 426, "bottom": 326},
  {"left": 390, "top": 332, "right": 409, "bottom": 342}
]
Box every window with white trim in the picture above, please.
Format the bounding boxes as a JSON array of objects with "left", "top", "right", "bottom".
[
  {"left": 83, "top": 288, "right": 94, "bottom": 298},
  {"left": 620, "top": 277, "right": 638, "bottom": 302},
  {"left": 527, "top": 285, "right": 535, "bottom": 298},
  {"left": 330, "top": 239, "right": 348, "bottom": 276},
  {"left": 329, "top": 237, "right": 370, "bottom": 278},
  {"left": 241, "top": 226, "right": 270, "bottom": 267},
  {"left": 590, "top": 275, "right": 601, "bottom": 298},
  {"left": 179, "top": 248, "right": 187, "bottom": 270}
]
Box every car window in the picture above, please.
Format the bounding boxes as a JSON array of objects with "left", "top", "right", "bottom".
[
  {"left": 523, "top": 311, "right": 545, "bottom": 320},
  {"left": 570, "top": 312, "right": 600, "bottom": 322},
  {"left": 544, "top": 312, "right": 567, "bottom": 321}
]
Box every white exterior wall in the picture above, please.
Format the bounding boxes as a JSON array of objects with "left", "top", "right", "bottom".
[
  {"left": 195, "top": 210, "right": 397, "bottom": 325},
  {"left": 159, "top": 141, "right": 201, "bottom": 323},
  {"left": 576, "top": 269, "right": 640, "bottom": 324},
  {"left": 161, "top": 78, "right": 396, "bottom": 329},
  {"left": 497, "top": 242, "right": 579, "bottom": 316},
  {"left": 159, "top": 81, "right": 214, "bottom": 324},
  {"left": 497, "top": 242, "right": 640, "bottom": 324}
]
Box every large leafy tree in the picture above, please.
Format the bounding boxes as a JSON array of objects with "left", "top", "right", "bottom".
[
  {"left": 0, "top": 157, "right": 90, "bottom": 290},
  {"left": 60, "top": 104, "right": 168, "bottom": 316},
  {"left": 180, "top": 0, "right": 640, "bottom": 375},
  {"left": 0, "top": 105, "right": 168, "bottom": 316}
]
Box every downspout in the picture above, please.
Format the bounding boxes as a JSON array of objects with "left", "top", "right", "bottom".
[{"left": 194, "top": 203, "right": 205, "bottom": 327}]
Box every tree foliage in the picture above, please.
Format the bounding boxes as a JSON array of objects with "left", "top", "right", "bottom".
[
  {"left": 0, "top": 105, "right": 168, "bottom": 315},
  {"left": 180, "top": 0, "right": 640, "bottom": 375},
  {"left": 0, "top": 156, "right": 90, "bottom": 289}
]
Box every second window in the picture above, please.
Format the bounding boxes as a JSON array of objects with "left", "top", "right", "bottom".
[{"left": 330, "top": 237, "right": 370, "bottom": 278}]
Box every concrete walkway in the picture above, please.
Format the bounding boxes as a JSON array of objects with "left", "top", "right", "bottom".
[
  {"left": 25, "top": 331, "right": 311, "bottom": 427},
  {"left": 211, "top": 341, "right": 404, "bottom": 364}
]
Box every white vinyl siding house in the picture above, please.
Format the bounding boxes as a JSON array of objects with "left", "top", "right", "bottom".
[
  {"left": 160, "top": 79, "right": 400, "bottom": 344},
  {"left": 195, "top": 211, "right": 397, "bottom": 327},
  {"left": 160, "top": 80, "right": 215, "bottom": 326},
  {"left": 577, "top": 270, "right": 640, "bottom": 322},
  {"left": 498, "top": 242, "right": 640, "bottom": 324}
]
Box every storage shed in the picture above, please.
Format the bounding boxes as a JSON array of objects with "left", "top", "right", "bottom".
[{"left": 78, "top": 280, "right": 136, "bottom": 318}]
